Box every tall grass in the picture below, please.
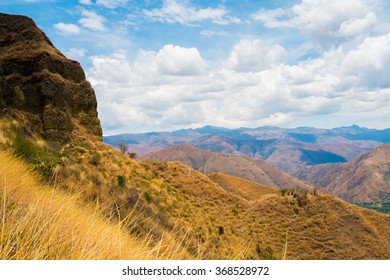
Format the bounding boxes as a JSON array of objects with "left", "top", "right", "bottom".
[{"left": 0, "top": 150, "right": 185, "bottom": 260}]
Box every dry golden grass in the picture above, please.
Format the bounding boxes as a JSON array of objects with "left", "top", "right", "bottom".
[
  {"left": 207, "top": 172, "right": 278, "bottom": 201},
  {"left": 0, "top": 150, "right": 186, "bottom": 260},
  {"left": 154, "top": 161, "right": 390, "bottom": 259}
]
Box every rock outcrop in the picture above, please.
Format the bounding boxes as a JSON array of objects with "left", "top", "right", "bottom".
[{"left": 0, "top": 13, "right": 102, "bottom": 143}]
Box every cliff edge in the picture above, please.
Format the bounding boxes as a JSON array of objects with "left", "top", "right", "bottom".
[{"left": 0, "top": 13, "right": 102, "bottom": 143}]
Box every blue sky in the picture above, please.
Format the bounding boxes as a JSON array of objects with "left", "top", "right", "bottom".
[{"left": 1, "top": 0, "right": 390, "bottom": 135}]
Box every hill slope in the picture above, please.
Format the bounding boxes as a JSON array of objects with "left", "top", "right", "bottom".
[
  {"left": 207, "top": 173, "right": 278, "bottom": 201},
  {"left": 143, "top": 144, "right": 313, "bottom": 190},
  {"left": 0, "top": 150, "right": 184, "bottom": 259},
  {"left": 296, "top": 142, "right": 390, "bottom": 205}
]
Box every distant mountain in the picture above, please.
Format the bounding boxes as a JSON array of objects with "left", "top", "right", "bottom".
[
  {"left": 296, "top": 142, "right": 390, "bottom": 204},
  {"left": 143, "top": 144, "right": 313, "bottom": 190},
  {"left": 104, "top": 125, "right": 387, "bottom": 173}
]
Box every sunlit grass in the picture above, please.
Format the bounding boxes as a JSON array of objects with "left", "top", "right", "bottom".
[{"left": 0, "top": 150, "right": 185, "bottom": 260}]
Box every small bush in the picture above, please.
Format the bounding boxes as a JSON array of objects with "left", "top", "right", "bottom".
[
  {"left": 89, "top": 152, "right": 101, "bottom": 166},
  {"left": 144, "top": 191, "right": 152, "bottom": 202},
  {"left": 218, "top": 226, "right": 225, "bottom": 235},
  {"left": 128, "top": 152, "right": 137, "bottom": 159},
  {"left": 117, "top": 175, "right": 125, "bottom": 187},
  {"left": 296, "top": 193, "right": 309, "bottom": 208},
  {"left": 11, "top": 133, "right": 63, "bottom": 179},
  {"left": 12, "top": 133, "right": 36, "bottom": 160}
]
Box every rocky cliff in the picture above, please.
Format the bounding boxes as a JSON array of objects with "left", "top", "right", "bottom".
[{"left": 0, "top": 13, "right": 101, "bottom": 143}]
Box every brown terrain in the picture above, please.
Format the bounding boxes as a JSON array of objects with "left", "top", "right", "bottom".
[
  {"left": 207, "top": 172, "right": 278, "bottom": 201},
  {"left": 143, "top": 143, "right": 313, "bottom": 190},
  {"left": 296, "top": 142, "right": 390, "bottom": 204}
]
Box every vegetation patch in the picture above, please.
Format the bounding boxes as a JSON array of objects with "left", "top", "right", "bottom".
[
  {"left": 357, "top": 202, "right": 390, "bottom": 213},
  {"left": 11, "top": 133, "right": 66, "bottom": 179}
]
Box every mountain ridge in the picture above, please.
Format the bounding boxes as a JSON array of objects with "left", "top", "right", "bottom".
[
  {"left": 296, "top": 142, "right": 390, "bottom": 204},
  {"left": 143, "top": 143, "right": 314, "bottom": 190},
  {"left": 104, "top": 124, "right": 387, "bottom": 173}
]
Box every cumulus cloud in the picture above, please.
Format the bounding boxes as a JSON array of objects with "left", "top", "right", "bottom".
[
  {"left": 79, "top": 9, "right": 106, "bottom": 31},
  {"left": 226, "top": 39, "right": 288, "bottom": 72},
  {"left": 337, "top": 12, "right": 377, "bottom": 37},
  {"left": 143, "top": 0, "right": 241, "bottom": 26},
  {"left": 341, "top": 33, "right": 390, "bottom": 88},
  {"left": 54, "top": 22, "right": 81, "bottom": 35},
  {"left": 156, "top": 44, "right": 207, "bottom": 76},
  {"left": 87, "top": 27, "right": 390, "bottom": 134},
  {"left": 252, "top": 0, "right": 381, "bottom": 49}
]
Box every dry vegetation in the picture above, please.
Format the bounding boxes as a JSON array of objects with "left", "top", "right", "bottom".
[
  {"left": 1, "top": 117, "right": 390, "bottom": 260},
  {"left": 207, "top": 172, "right": 278, "bottom": 201},
  {"left": 0, "top": 150, "right": 188, "bottom": 260}
]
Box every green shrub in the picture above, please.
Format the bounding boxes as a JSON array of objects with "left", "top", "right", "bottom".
[
  {"left": 11, "top": 133, "right": 63, "bottom": 179},
  {"left": 144, "top": 191, "right": 152, "bottom": 202},
  {"left": 117, "top": 175, "right": 125, "bottom": 187},
  {"left": 128, "top": 152, "right": 137, "bottom": 159},
  {"left": 12, "top": 133, "right": 36, "bottom": 160}
]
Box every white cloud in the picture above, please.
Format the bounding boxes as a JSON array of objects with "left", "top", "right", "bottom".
[
  {"left": 200, "top": 29, "right": 227, "bottom": 38},
  {"left": 87, "top": 28, "right": 390, "bottom": 134},
  {"left": 337, "top": 12, "right": 377, "bottom": 37},
  {"left": 144, "top": 0, "right": 241, "bottom": 26},
  {"left": 251, "top": 8, "right": 294, "bottom": 28},
  {"left": 341, "top": 33, "right": 390, "bottom": 88},
  {"left": 252, "top": 0, "right": 381, "bottom": 49},
  {"left": 96, "top": 0, "right": 128, "bottom": 9},
  {"left": 65, "top": 48, "right": 87, "bottom": 60},
  {"left": 79, "top": 9, "right": 106, "bottom": 31},
  {"left": 156, "top": 44, "right": 207, "bottom": 76},
  {"left": 226, "top": 39, "right": 288, "bottom": 72},
  {"left": 54, "top": 22, "right": 81, "bottom": 35}
]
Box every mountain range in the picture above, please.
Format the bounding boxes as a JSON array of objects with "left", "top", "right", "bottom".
[{"left": 104, "top": 125, "right": 390, "bottom": 174}]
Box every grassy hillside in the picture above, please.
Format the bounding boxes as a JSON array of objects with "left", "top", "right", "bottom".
[
  {"left": 207, "top": 172, "right": 278, "bottom": 201},
  {"left": 0, "top": 149, "right": 186, "bottom": 260},
  {"left": 1, "top": 119, "right": 390, "bottom": 259},
  {"left": 155, "top": 162, "right": 390, "bottom": 259}
]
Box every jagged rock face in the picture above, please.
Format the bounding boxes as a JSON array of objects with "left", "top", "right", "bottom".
[{"left": 0, "top": 13, "right": 102, "bottom": 143}]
